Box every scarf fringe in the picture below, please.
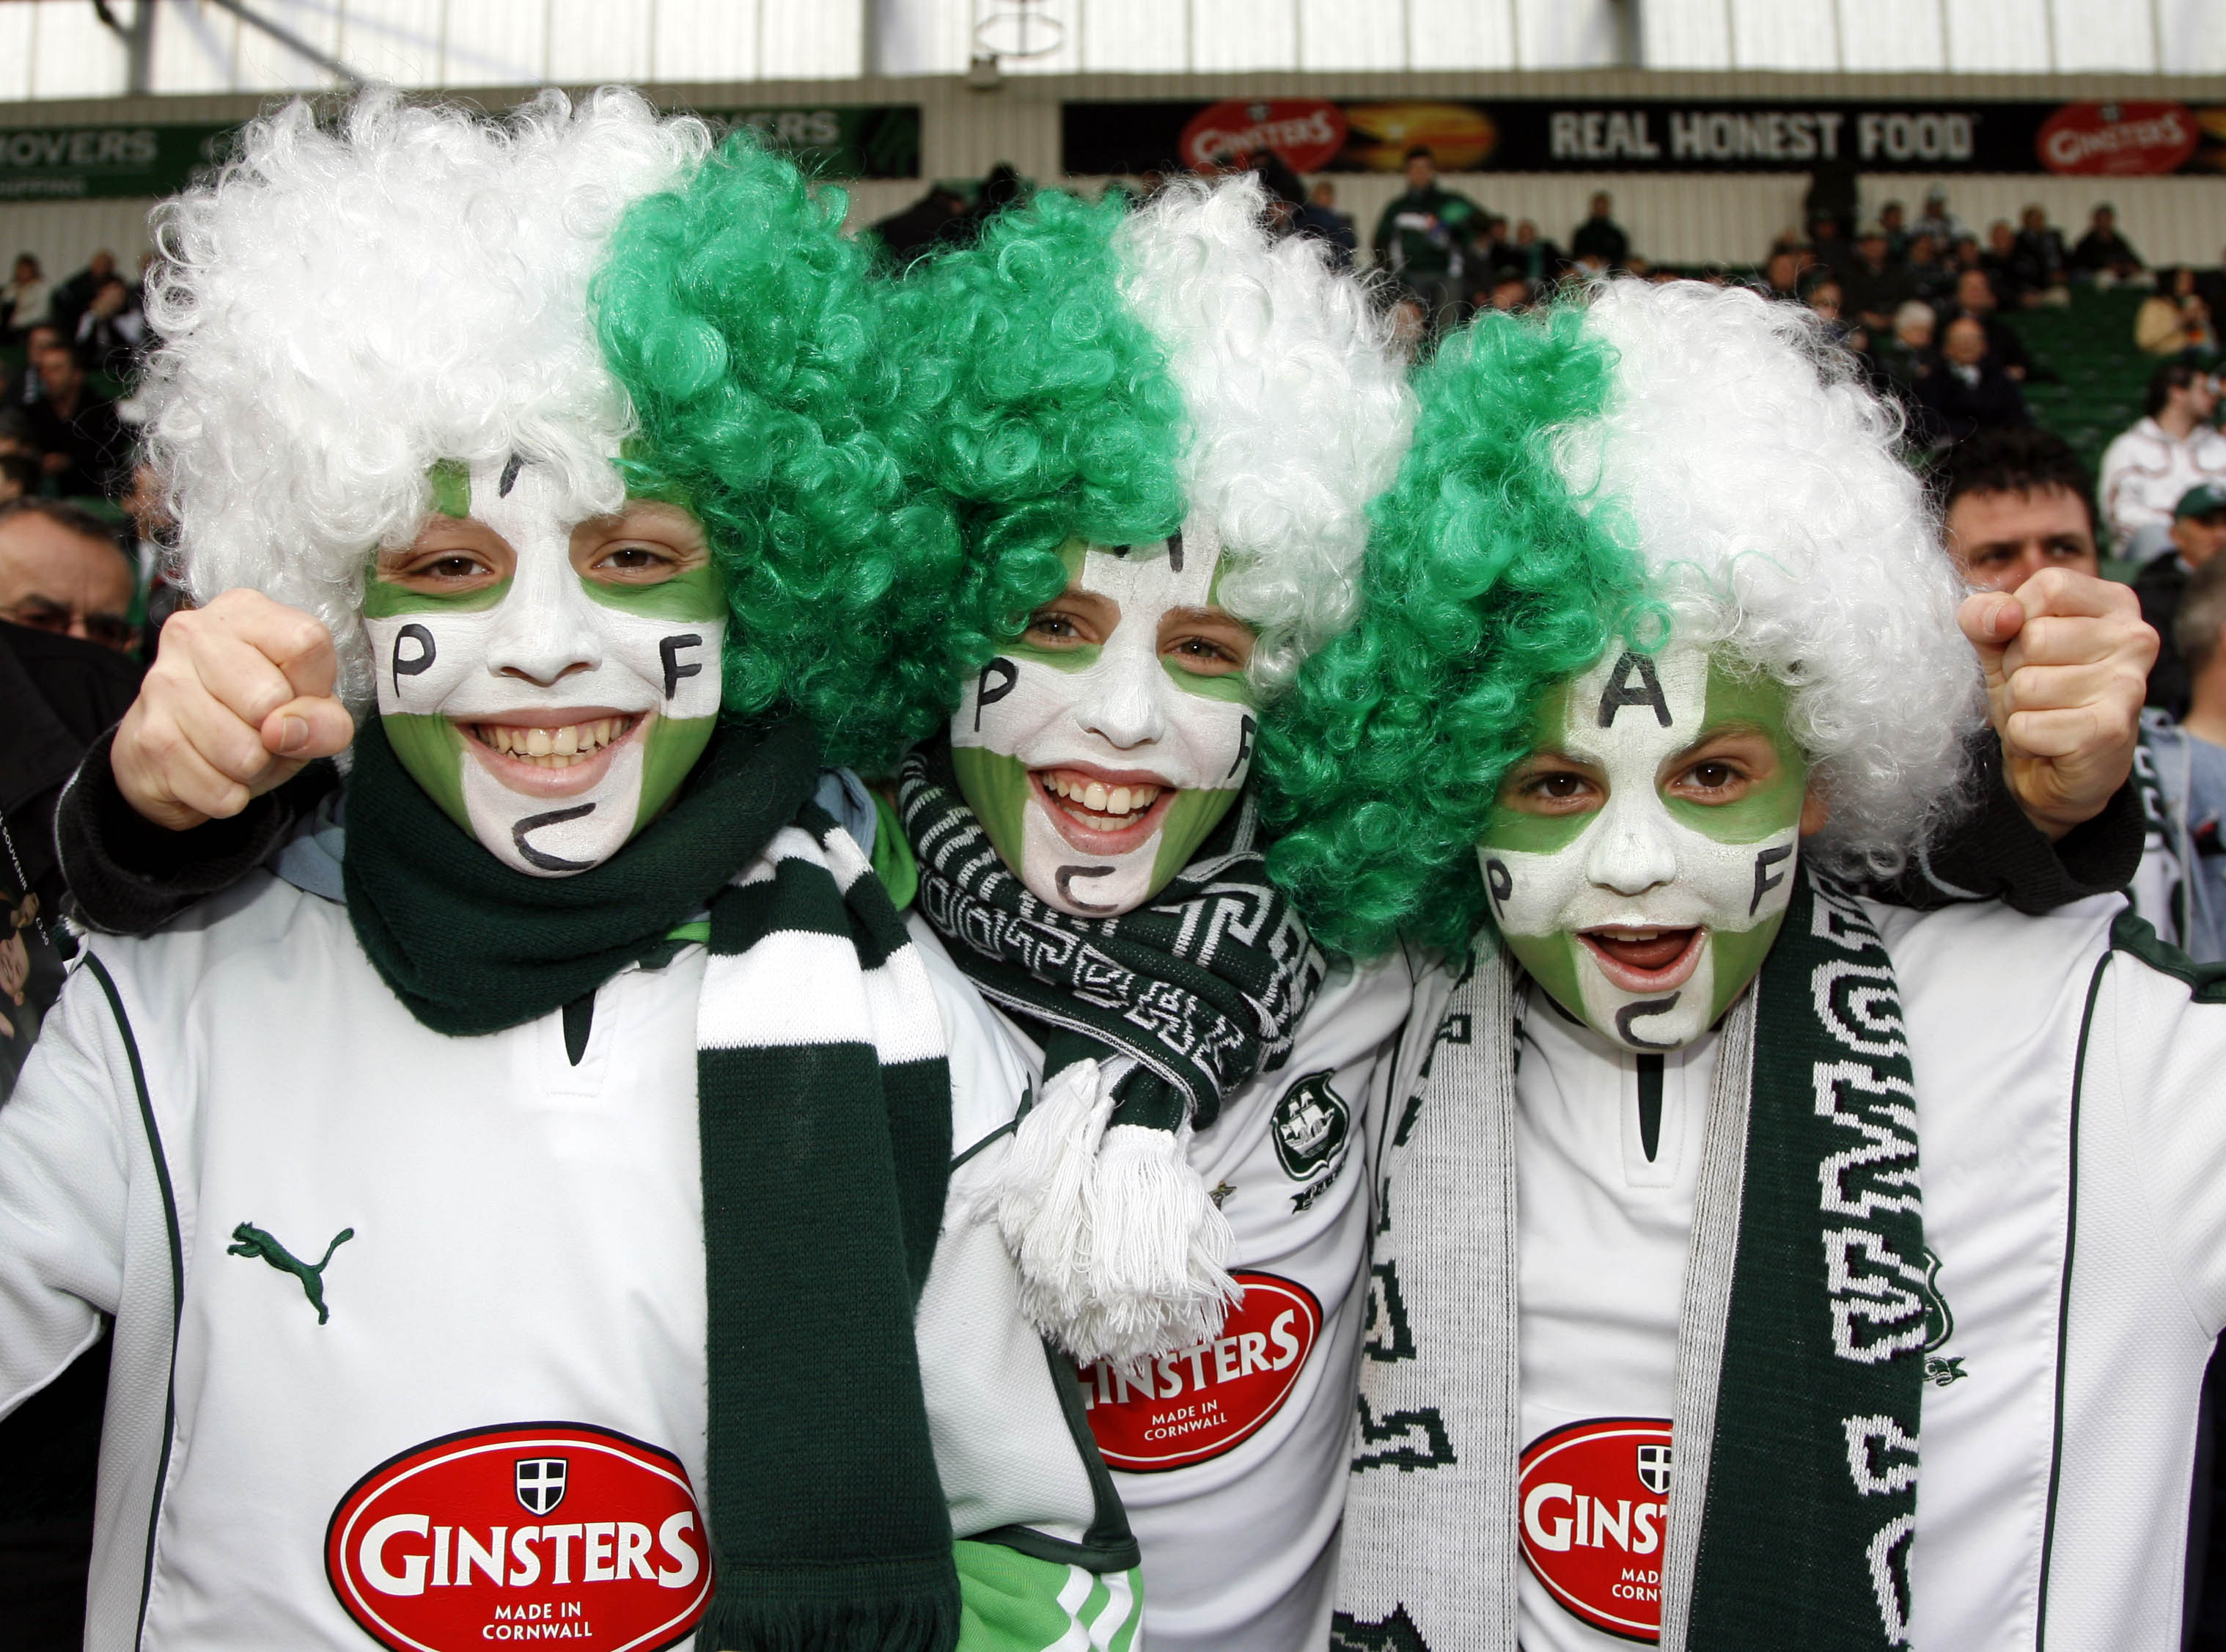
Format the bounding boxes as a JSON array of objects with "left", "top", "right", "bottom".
[
  {"left": 994, "top": 1058, "right": 1240, "bottom": 1365},
  {"left": 697, "top": 1582, "right": 960, "bottom": 1652}
]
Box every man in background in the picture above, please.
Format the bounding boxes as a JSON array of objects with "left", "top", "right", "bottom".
[
  {"left": 1939, "top": 425, "right": 2100, "bottom": 594},
  {"left": 1569, "top": 190, "right": 1628, "bottom": 272},
  {"left": 2100, "top": 360, "right": 2226, "bottom": 563},
  {"left": 23, "top": 334, "right": 126, "bottom": 501},
  {"left": 2135, "top": 484, "right": 2226, "bottom": 716},
  {"left": 1915, "top": 312, "right": 2029, "bottom": 447},
  {"left": 1293, "top": 178, "right": 1356, "bottom": 268},
  {"left": 2072, "top": 202, "right": 2145, "bottom": 284},
  {"left": 1370, "top": 144, "right": 1483, "bottom": 335}
]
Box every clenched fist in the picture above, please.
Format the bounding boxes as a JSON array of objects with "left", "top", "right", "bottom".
[
  {"left": 1958, "top": 567, "right": 2156, "bottom": 842},
  {"left": 114, "top": 590, "right": 356, "bottom": 830}
]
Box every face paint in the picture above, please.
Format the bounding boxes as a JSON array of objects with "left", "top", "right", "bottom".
[
  {"left": 1476, "top": 642, "right": 1809, "bottom": 1051},
  {"left": 951, "top": 524, "right": 1257, "bottom": 917},
  {"left": 361, "top": 455, "right": 727, "bottom": 877}
]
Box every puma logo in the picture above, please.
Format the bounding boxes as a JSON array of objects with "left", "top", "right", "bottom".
[{"left": 228, "top": 1222, "right": 354, "bottom": 1325}]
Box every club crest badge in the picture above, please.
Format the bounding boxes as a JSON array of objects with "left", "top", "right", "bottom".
[{"left": 1271, "top": 1071, "right": 1351, "bottom": 1181}]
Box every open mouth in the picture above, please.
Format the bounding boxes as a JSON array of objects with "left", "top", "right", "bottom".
[
  {"left": 1579, "top": 926, "right": 1706, "bottom": 994},
  {"left": 1030, "top": 766, "right": 1177, "bottom": 852},
  {"left": 459, "top": 711, "right": 644, "bottom": 795}
]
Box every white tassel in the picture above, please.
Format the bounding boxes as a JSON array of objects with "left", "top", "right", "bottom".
[{"left": 992, "top": 1061, "right": 1243, "bottom": 1368}]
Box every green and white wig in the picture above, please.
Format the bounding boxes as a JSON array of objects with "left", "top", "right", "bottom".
[
  {"left": 141, "top": 87, "right": 950, "bottom": 768},
  {"left": 893, "top": 172, "right": 1415, "bottom": 702},
  {"left": 1266, "top": 278, "right": 1986, "bottom": 957}
]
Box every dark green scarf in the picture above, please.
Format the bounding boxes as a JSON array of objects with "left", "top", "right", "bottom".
[
  {"left": 345, "top": 715, "right": 960, "bottom": 1652},
  {"left": 1335, "top": 865, "right": 1927, "bottom": 1651}
]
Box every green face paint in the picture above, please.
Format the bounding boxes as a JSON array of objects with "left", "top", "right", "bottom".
[
  {"left": 361, "top": 455, "right": 728, "bottom": 875},
  {"left": 1477, "top": 640, "right": 1810, "bottom": 1051}
]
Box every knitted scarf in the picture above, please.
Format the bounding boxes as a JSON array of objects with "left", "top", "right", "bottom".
[
  {"left": 345, "top": 715, "right": 960, "bottom": 1652},
  {"left": 1335, "top": 868, "right": 1927, "bottom": 1652},
  {"left": 897, "top": 740, "right": 1326, "bottom": 1365}
]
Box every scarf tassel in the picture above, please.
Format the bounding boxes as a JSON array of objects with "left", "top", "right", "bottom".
[{"left": 993, "top": 1057, "right": 1241, "bottom": 1367}]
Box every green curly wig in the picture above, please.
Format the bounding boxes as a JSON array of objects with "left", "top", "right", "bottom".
[
  {"left": 879, "top": 186, "right": 1191, "bottom": 691},
  {"left": 1258, "top": 305, "right": 1650, "bottom": 959},
  {"left": 592, "top": 131, "right": 963, "bottom": 770}
]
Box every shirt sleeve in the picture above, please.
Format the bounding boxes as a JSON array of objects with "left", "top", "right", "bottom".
[
  {"left": 55, "top": 725, "right": 338, "bottom": 936},
  {"left": 0, "top": 953, "right": 133, "bottom": 1420},
  {"left": 1853, "top": 730, "right": 2145, "bottom": 914}
]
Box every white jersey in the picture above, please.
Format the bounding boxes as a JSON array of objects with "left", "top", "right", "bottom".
[
  {"left": 925, "top": 923, "right": 1419, "bottom": 1652},
  {"left": 0, "top": 872, "right": 1131, "bottom": 1652},
  {"left": 1406, "top": 894, "right": 2226, "bottom": 1652},
  {"left": 2098, "top": 414, "right": 2226, "bottom": 560}
]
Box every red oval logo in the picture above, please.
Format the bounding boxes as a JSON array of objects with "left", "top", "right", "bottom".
[
  {"left": 326, "top": 1422, "right": 711, "bottom": 1652},
  {"left": 1519, "top": 1417, "right": 1673, "bottom": 1644},
  {"left": 1075, "top": 1271, "right": 1320, "bottom": 1472},
  {"left": 2037, "top": 101, "right": 2196, "bottom": 175},
  {"left": 1179, "top": 99, "right": 1349, "bottom": 174}
]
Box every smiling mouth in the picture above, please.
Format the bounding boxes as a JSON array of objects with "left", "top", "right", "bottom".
[
  {"left": 1031, "top": 766, "right": 1176, "bottom": 849},
  {"left": 468, "top": 714, "right": 641, "bottom": 770},
  {"left": 1580, "top": 926, "right": 1706, "bottom": 994}
]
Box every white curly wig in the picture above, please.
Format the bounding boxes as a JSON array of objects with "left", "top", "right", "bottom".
[
  {"left": 1557, "top": 278, "right": 1986, "bottom": 873},
  {"left": 140, "top": 87, "right": 709, "bottom": 705},
  {"left": 1114, "top": 175, "right": 1415, "bottom": 695}
]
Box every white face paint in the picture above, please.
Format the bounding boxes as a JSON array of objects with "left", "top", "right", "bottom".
[
  {"left": 1476, "top": 642, "right": 1809, "bottom": 1051},
  {"left": 949, "top": 524, "right": 1257, "bottom": 917},
  {"left": 361, "top": 455, "right": 727, "bottom": 877}
]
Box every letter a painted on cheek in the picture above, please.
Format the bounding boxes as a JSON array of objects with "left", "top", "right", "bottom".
[
  {"left": 974, "top": 657, "right": 1018, "bottom": 733},
  {"left": 1226, "top": 713, "right": 1256, "bottom": 781},
  {"left": 1484, "top": 856, "right": 1513, "bottom": 918},
  {"left": 1597, "top": 652, "right": 1672, "bottom": 729}
]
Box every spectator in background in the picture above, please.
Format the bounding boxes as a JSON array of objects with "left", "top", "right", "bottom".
[
  {"left": 1761, "top": 248, "right": 1803, "bottom": 300},
  {"left": 1569, "top": 191, "right": 1628, "bottom": 273},
  {"left": 8, "top": 321, "right": 59, "bottom": 410},
  {"left": 2016, "top": 205, "right": 2073, "bottom": 302},
  {"left": 45, "top": 249, "right": 116, "bottom": 343},
  {"left": 1912, "top": 186, "right": 1965, "bottom": 248},
  {"left": 2132, "top": 483, "right": 2226, "bottom": 716},
  {"left": 2, "top": 254, "right": 48, "bottom": 345},
  {"left": 73, "top": 275, "right": 146, "bottom": 381},
  {"left": 1954, "top": 268, "right": 2033, "bottom": 380},
  {"left": 1872, "top": 298, "right": 1938, "bottom": 403},
  {"left": 2071, "top": 203, "right": 2145, "bottom": 284},
  {"left": 1906, "top": 232, "right": 1955, "bottom": 306},
  {"left": 0, "top": 453, "right": 34, "bottom": 506},
  {"left": 0, "top": 406, "right": 35, "bottom": 463},
  {"left": 1484, "top": 274, "right": 1532, "bottom": 313},
  {"left": 1937, "top": 425, "right": 2099, "bottom": 592},
  {"left": 1370, "top": 145, "right": 1484, "bottom": 336},
  {"left": 2137, "top": 551, "right": 2226, "bottom": 961},
  {"left": 2137, "top": 267, "right": 2217, "bottom": 359},
  {"left": 1504, "top": 219, "right": 1562, "bottom": 287},
  {"left": 1915, "top": 312, "right": 2029, "bottom": 447},
  {"left": 2101, "top": 360, "right": 2226, "bottom": 562},
  {"left": 1808, "top": 213, "right": 1854, "bottom": 278},
  {"left": 1843, "top": 227, "right": 1917, "bottom": 330},
  {"left": 1878, "top": 199, "right": 1909, "bottom": 259},
  {"left": 24, "top": 334, "right": 126, "bottom": 501},
  {"left": 0, "top": 497, "right": 134, "bottom": 656},
  {"left": 1983, "top": 219, "right": 2040, "bottom": 306},
  {"left": 868, "top": 182, "right": 969, "bottom": 268},
  {"left": 1292, "top": 180, "right": 1356, "bottom": 268}
]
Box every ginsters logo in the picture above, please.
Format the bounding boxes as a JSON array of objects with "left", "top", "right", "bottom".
[
  {"left": 1076, "top": 1272, "right": 1319, "bottom": 1472},
  {"left": 326, "top": 1423, "right": 710, "bottom": 1652},
  {"left": 1519, "top": 1418, "right": 1675, "bottom": 1644},
  {"left": 1179, "top": 99, "right": 1348, "bottom": 172},
  {"left": 2038, "top": 101, "right": 2197, "bottom": 175}
]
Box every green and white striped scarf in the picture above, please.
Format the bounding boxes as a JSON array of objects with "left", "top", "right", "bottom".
[
  {"left": 1336, "top": 867, "right": 1926, "bottom": 1652},
  {"left": 345, "top": 713, "right": 961, "bottom": 1652}
]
